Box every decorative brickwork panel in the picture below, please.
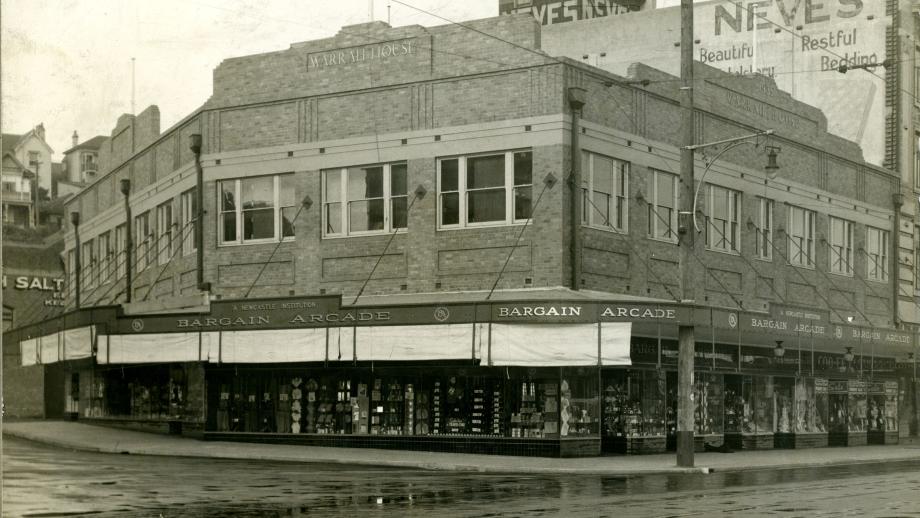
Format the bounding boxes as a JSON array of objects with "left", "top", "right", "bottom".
[
  {"left": 322, "top": 253, "right": 405, "bottom": 282},
  {"left": 583, "top": 247, "right": 629, "bottom": 278},
  {"left": 317, "top": 89, "right": 411, "bottom": 141},
  {"left": 155, "top": 135, "right": 177, "bottom": 181},
  {"left": 787, "top": 281, "right": 817, "bottom": 306},
  {"left": 218, "top": 260, "right": 295, "bottom": 288},
  {"left": 706, "top": 267, "right": 742, "bottom": 294},
  {"left": 865, "top": 294, "right": 890, "bottom": 317},
  {"left": 437, "top": 245, "right": 531, "bottom": 275},
  {"left": 433, "top": 72, "right": 531, "bottom": 128},
  {"left": 220, "top": 103, "right": 299, "bottom": 152}
]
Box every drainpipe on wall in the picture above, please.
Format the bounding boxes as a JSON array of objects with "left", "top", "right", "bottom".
[
  {"left": 892, "top": 193, "right": 903, "bottom": 327},
  {"left": 189, "top": 134, "right": 209, "bottom": 292},
  {"left": 121, "top": 179, "right": 133, "bottom": 303},
  {"left": 71, "top": 212, "right": 81, "bottom": 309},
  {"left": 568, "top": 87, "right": 587, "bottom": 291}
]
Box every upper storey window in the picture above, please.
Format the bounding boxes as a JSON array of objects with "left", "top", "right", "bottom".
[
  {"left": 581, "top": 151, "right": 628, "bottom": 232},
  {"left": 437, "top": 150, "right": 532, "bottom": 229},
  {"left": 323, "top": 163, "right": 407, "bottom": 237},
  {"left": 219, "top": 174, "right": 295, "bottom": 245}
]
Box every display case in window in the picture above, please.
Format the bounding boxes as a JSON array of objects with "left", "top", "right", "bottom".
[
  {"left": 561, "top": 368, "right": 599, "bottom": 438},
  {"left": 603, "top": 369, "right": 666, "bottom": 454},
  {"left": 785, "top": 378, "right": 829, "bottom": 448},
  {"left": 867, "top": 381, "right": 898, "bottom": 444},
  {"left": 883, "top": 380, "right": 899, "bottom": 444},
  {"left": 846, "top": 379, "right": 868, "bottom": 445},
  {"left": 723, "top": 375, "right": 744, "bottom": 450},
  {"left": 694, "top": 373, "right": 724, "bottom": 437},
  {"left": 370, "top": 378, "right": 405, "bottom": 435},
  {"left": 737, "top": 376, "right": 774, "bottom": 450},
  {"left": 773, "top": 377, "right": 794, "bottom": 448},
  {"left": 827, "top": 379, "right": 848, "bottom": 445},
  {"left": 510, "top": 379, "right": 558, "bottom": 439}
]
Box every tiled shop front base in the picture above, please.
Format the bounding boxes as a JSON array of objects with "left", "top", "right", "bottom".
[{"left": 203, "top": 432, "right": 601, "bottom": 457}]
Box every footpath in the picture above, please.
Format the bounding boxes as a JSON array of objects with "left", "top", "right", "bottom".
[{"left": 4, "top": 420, "right": 920, "bottom": 476}]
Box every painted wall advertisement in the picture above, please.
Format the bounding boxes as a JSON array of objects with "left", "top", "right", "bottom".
[
  {"left": 499, "top": 0, "right": 644, "bottom": 25},
  {"left": 541, "top": 0, "right": 890, "bottom": 165}
]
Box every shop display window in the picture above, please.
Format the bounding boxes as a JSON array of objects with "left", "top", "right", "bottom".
[
  {"left": 603, "top": 370, "right": 666, "bottom": 438},
  {"left": 774, "top": 377, "right": 794, "bottom": 433},
  {"left": 795, "top": 378, "right": 827, "bottom": 433},
  {"left": 694, "top": 373, "right": 724, "bottom": 435},
  {"left": 883, "top": 381, "right": 898, "bottom": 432},
  {"left": 560, "top": 367, "right": 600, "bottom": 438},
  {"left": 510, "top": 378, "right": 559, "bottom": 438},
  {"left": 813, "top": 378, "right": 829, "bottom": 433},
  {"left": 827, "top": 380, "right": 848, "bottom": 433},
  {"left": 97, "top": 366, "right": 187, "bottom": 421},
  {"left": 847, "top": 380, "right": 867, "bottom": 433},
  {"left": 753, "top": 376, "right": 774, "bottom": 433},
  {"left": 723, "top": 375, "right": 744, "bottom": 434}
]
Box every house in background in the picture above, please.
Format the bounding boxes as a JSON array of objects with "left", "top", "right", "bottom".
[
  {"left": 59, "top": 132, "right": 105, "bottom": 197},
  {"left": 1, "top": 151, "right": 35, "bottom": 227},
  {"left": 2, "top": 126, "right": 55, "bottom": 228}
]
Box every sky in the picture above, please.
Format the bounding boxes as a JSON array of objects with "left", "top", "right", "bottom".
[{"left": 1, "top": 0, "right": 495, "bottom": 158}]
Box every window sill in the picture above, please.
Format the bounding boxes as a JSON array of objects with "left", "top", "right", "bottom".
[
  {"left": 705, "top": 247, "right": 740, "bottom": 257},
  {"left": 647, "top": 236, "right": 678, "bottom": 245},
  {"left": 437, "top": 221, "right": 527, "bottom": 232},
  {"left": 323, "top": 230, "right": 406, "bottom": 240},
  {"left": 582, "top": 223, "right": 628, "bottom": 235},
  {"left": 753, "top": 255, "right": 773, "bottom": 263},
  {"left": 218, "top": 238, "right": 295, "bottom": 248},
  {"left": 866, "top": 278, "right": 889, "bottom": 284},
  {"left": 828, "top": 270, "right": 854, "bottom": 278},
  {"left": 788, "top": 263, "right": 816, "bottom": 271}
]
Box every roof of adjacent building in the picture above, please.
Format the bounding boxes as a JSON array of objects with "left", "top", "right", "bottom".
[
  {"left": 62, "top": 135, "right": 106, "bottom": 155},
  {"left": 2, "top": 133, "right": 24, "bottom": 156}
]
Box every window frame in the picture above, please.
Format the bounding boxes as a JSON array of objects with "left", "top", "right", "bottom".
[
  {"left": 98, "top": 231, "right": 113, "bottom": 284},
  {"left": 704, "top": 184, "right": 741, "bottom": 253},
  {"left": 828, "top": 216, "right": 854, "bottom": 276},
  {"left": 866, "top": 226, "right": 889, "bottom": 282},
  {"left": 115, "top": 224, "right": 126, "bottom": 280},
  {"left": 787, "top": 205, "right": 816, "bottom": 269},
  {"left": 581, "top": 151, "right": 629, "bottom": 232},
  {"left": 157, "top": 200, "right": 174, "bottom": 266},
  {"left": 755, "top": 197, "right": 774, "bottom": 261},
  {"left": 647, "top": 169, "right": 678, "bottom": 243},
  {"left": 82, "top": 238, "right": 96, "bottom": 289},
  {"left": 180, "top": 188, "right": 197, "bottom": 257},
  {"left": 218, "top": 173, "right": 295, "bottom": 246},
  {"left": 322, "top": 162, "right": 408, "bottom": 238},
  {"left": 134, "top": 211, "right": 151, "bottom": 272},
  {"left": 436, "top": 150, "right": 533, "bottom": 230}
]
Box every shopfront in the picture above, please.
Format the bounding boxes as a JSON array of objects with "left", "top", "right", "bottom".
[{"left": 5, "top": 297, "right": 914, "bottom": 457}]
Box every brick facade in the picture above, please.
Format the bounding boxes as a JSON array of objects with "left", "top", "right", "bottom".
[{"left": 62, "top": 14, "right": 899, "bottom": 331}]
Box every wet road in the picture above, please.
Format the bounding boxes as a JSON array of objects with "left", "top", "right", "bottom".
[{"left": 3, "top": 436, "right": 920, "bottom": 517}]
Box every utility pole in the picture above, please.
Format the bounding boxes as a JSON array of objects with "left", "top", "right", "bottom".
[{"left": 676, "top": 0, "right": 696, "bottom": 468}]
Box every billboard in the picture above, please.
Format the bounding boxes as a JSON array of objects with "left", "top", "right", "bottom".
[
  {"left": 542, "top": 0, "right": 890, "bottom": 165},
  {"left": 499, "top": 0, "right": 645, "bottom": 26}
]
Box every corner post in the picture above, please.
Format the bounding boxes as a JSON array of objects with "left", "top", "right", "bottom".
[
  {"left": 568, "top": 86, "right": 587, "bottom": 292},
  {"left": 189, "top": 134, "right": 208, "bottom": 292},
  {"left": 71, "top": 212, "right": 82, "bottom": 309}
]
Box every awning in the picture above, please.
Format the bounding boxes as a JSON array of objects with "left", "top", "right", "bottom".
[
  {"left": 214, "top": 328, "right": 327, "bottom": 363},
  {"left": 354, "top": 324, "right": 481, "bottom": 361},
  {"left": 489, "top": 322, "right": 631, "bottom": 366},
  {"left": 99, "top": 332, "right": 213, "bottom": 364}
]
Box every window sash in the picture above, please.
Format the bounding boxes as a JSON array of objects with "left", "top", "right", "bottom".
[
  {"left": 82, "top": 239, "right": 96, "bottom": 289},
  {"left": 756, "top": 198, "right": 773, "bottom": 260},
  {"left": 157, "top": 202, "right": 173, "bottom": 265},
  {"left": 437, "top": 151, "right": 532, "bottom": 229},
  {"left": 181, "top": 189, "right": 197, "bottom": 256},
  {"left": 829, "top": 217, "right": 854, "bottom": 275},
  {"left": 134, "top": 213, "right": 150, "bottom": 271},
  {"left": 115, "top": 225, "right": 126, "bottom": 280},
  {"left": 581, "top": 151, "right": 628, "bottom": 231},
  {"left": 648, "top": 170, "right": 677, "bottom": 242},
  {"left": 866, "top": 227, "right": 889, "bottom": 281},
  {"left": 787, "top": 206, "right": 815, "bottom": 267},
  {"left": 98, "top": 232, "right": 113, "bottom": 284},
  {"left": 219, "top": 175, "right": 294, "bottom": 245},
  {"left": 705, "top": 185, "right": 740, "bottom": 252},
  {"left": 323, "top": 164, "right": 406, "bottom": 237}
]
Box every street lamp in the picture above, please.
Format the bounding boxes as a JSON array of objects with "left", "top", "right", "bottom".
[
  {"left": 687, "top": 130, "right": 778, "bottom": 233},
  {"left": 774, "top": 340, "right": 785, "bottom": 358}
]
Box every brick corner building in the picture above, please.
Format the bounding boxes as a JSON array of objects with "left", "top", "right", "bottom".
[{"left": 5, "top": 13, "right": 917, "bottom": 456}]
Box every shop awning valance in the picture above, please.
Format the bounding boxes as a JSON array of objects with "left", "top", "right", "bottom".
[
  {"left": 489, "top": 322, "right": 631, "bottom": 366},
  {"left": 214, "top": 328, "right": 327, "bottom": 363},
  {"left": 354, "top": 324, "right": 480, "bottom": 361},
  {"left": 100, "top": 332, "right": 214, "bottom": 364},
  {"left": 18, "top": 326, "right": 95, "bottom": 366}
]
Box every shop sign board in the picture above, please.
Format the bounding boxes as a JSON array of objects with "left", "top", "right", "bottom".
[
  {"left": 498, "top": 0, "right": 642, "bottom": 26},
  {"left": 848, "top": 379, "right": 867, "bottom": 395},
  {"left": 868, "top": 381, "right": 885, "bottom": 394},
  {"left": 493, "top": 303, "right": 592, "bottom": 322},
  {"left": 814, "top": 378, "right": 829, "bottom": 394},
  {"left": 884, "top": 380, "right": 898, "bottom": 396},
  {"left": 828, "top": 379, "right": 849, "bottom": 393}
]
